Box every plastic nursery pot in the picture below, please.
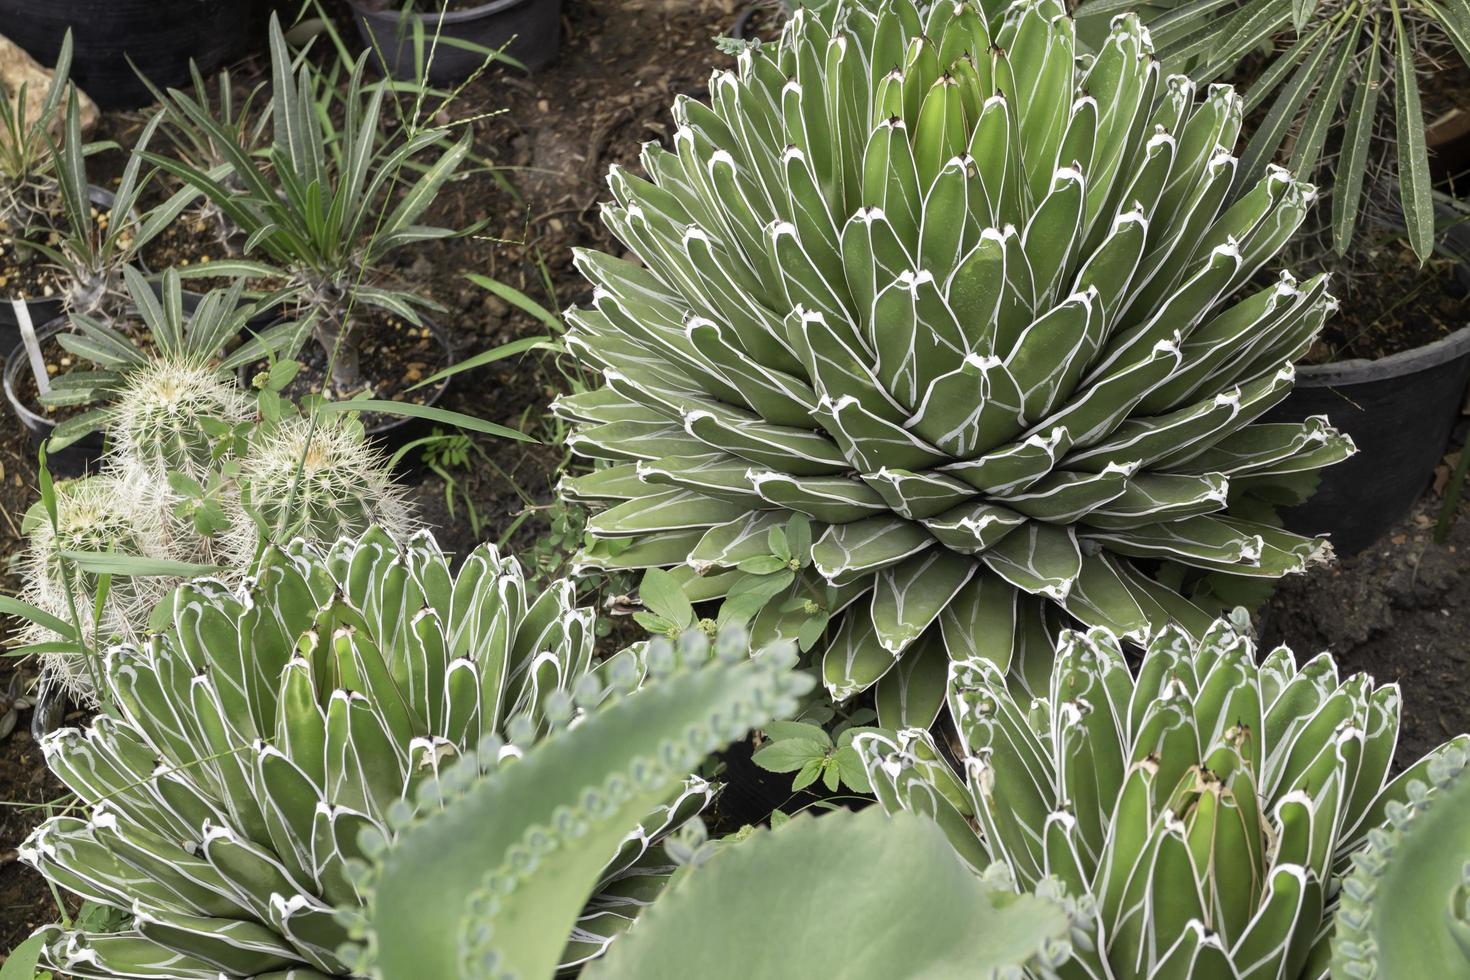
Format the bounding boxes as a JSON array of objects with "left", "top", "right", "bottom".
[
  {"left": 1, "top": 186, "right": 122, "bottom": 364},
  {"left": 356, "top": 317, "right": 457, "bottom": 461},
  {"left": 3, "top": 317, "right": 105, "bottom": 479},
  {"left": 347, "top": 0, "right": 563, "bottom": 83},
  {"left": 1266, "top": 227, "right": 1470, "bottom": 557},
  {"left": 0, "top": 0, "right": 258, "bottom": 110}
]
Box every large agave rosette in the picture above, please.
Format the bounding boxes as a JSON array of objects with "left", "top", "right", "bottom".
[
  {"left": 20, "top": 529, "right": 709, "bottom": 978},
  {"left": 554, "top": 0, "right": 1352, "bottom": 726}
]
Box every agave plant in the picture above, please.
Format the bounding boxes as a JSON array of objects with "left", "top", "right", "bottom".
[
  {"left": 1074, "top": 0, "right": 1455, "bottom": 260},
  {"left": 20, "top": 528, "right": 716, "bottom": 979},
  {"left": 1332, "top": 738, "right": 1470, "bottom": 977},
  {"left": 555, "top": 0, "right": 1352, "bottom": 726},
  {"left": 857, "top": 616, "right": 1469, "bottom": 978}
]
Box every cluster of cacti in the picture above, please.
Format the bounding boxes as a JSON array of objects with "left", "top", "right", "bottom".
[
  {"left": 1331, "top": 739, "right": 1470, "bottom": 977},
  {"left": 857, "top": 616, "right": 1469, "bottom": 979},
  {"left": 22, "top": 272, "right": 415, "bottom": 698},
  {"left": 20, "top": 529, "right": 717, "bottom": 978},
  {"left": 556, "top": 0, "right": 1352, "bottom": 725}
]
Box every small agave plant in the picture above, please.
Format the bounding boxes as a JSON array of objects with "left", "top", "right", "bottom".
[
  {"left": 1332, "top": 739, "right": 1470, "bottom": 977},
  {"left": 555, "top": 0, "right": 1352, "bottom": 727},
  {"left": 21, "top": 528, "right": 714, "bottom": 978},
  {"left": 857, "top": 617, "right": 1469, "bottom": 978}
]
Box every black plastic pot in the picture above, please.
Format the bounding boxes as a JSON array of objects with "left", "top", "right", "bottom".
[
  {"left": 1266, "top": 233, "right": 1470, "bottom": 556},
  {"left": 0, "top": 0, "right": 258, "bottom": 110},
  {"left": 3, "top": 317, "right": 105, "bottom": 478},
  {"left": 348, "top": 0, "right": 563, "bottom": 82},
  {"left": 363, "top": 317, "right": 456, "bottom": 459}
]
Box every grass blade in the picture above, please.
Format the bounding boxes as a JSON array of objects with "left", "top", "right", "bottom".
[{"left": 312, "top": 399, "right": 539, "bottom": 443}]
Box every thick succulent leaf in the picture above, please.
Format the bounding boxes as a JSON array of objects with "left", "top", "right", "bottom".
[
  {"left": 370, "top": 651, "right": 812, "bottom": 980},
  {"left": 586, "top": 809, "right": 1074, "bottom": 980}
]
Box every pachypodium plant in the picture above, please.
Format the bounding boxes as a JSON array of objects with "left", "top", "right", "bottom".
[
  {"left": 21, "top": 528, "right": 715, "bottom": 978},
  {"left": 24, "top": 92, "right": 197, "bottom": 317},
  {"left": 857, "top": 615, "right": 1469, "bottom": 978},
  {"left": 555, "top": 0, "right": 1352, "bottom": 726},
  {"left": 1332, "top": 739, "right": 1470, "bottom": 977},
  {"left": 0, "top": 31, "right": 76, "bottom": 238},
  {"left": 1074, "top": 0, "right": 1459, "bottom": 260},
  {"left": 144, "top": 15, "right": 470, "bottom": 389},
  {"left": 228, "top": 412, "right": 416, "bottom": 565}
]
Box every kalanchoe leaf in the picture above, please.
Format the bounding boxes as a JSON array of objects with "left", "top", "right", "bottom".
[
  {"left": 856, "top": 613, "right": 1463, "bottom": 980},
  {"left": 557, "top": 0, "right": 1348, "bottom": 713},
  {"left": 20, "top": 530, "right": 718, "bottom": 978}
]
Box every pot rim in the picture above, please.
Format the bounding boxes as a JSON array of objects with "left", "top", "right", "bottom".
[
  {"left": 4, "top": 315, "right": 73, "bottom": 432},
  {"left": 1297, "top": 212, "right": 1470, "bottom": 386},
  {"left": 1295, "top": 320, "right": 1470, "bottom": 386},
  {"left": 347, "top": 0, "right": 538, "bottom": 26}
]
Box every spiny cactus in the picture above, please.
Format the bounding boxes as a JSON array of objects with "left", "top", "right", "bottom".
[
  {"left": 108, "top": 357, "right": 250, "bottom": 481},
  {"left": 229, "top": 414, "right": 415, "bottom": 565},
  {"left": 19, "top": 471, "right": 174, "bottom": 697},
  {"left": 358, "top": 628, "right": 815, "bottom": 980},
  {"left": 555, "top": 0, "right": 1352, "bottom": 725},
  {"left": 856, "top": 617, "right": 1464, "bottom": 979},
  {"left": 1332, "top": 739, "right": 1470, "bottom": 978},
  {"left": 21, "top": 528, "right": 710, "bottom": 978},
  {"left": 44, "top": 266, "right": 300, "bottom": 455}
]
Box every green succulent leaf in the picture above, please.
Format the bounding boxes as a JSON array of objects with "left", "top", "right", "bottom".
[{"left": 585, "top": 808, "right": 1076, "bottom": 980}]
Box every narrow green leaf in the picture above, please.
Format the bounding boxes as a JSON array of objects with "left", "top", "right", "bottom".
[
  {"left": 1333, "top": 16, "right": 1382, "bottom": 254},
  {"left": 0, "top": 594, "right": 79, "bottom": 639},
  {"left": 465, "top": 273, "right": 565, "bottom": 332},
  {"left": 1393, "top": 1, "right": 1434, "bottom": 262},
  {"left": 310, "top": 400, "right": 539, "bottom": 443},
  {"left": 57, "top": 551, "right": 221, "bottom": 577},
  {"left": 407, "top": 336, "right": 554, "bottom": 392}
]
